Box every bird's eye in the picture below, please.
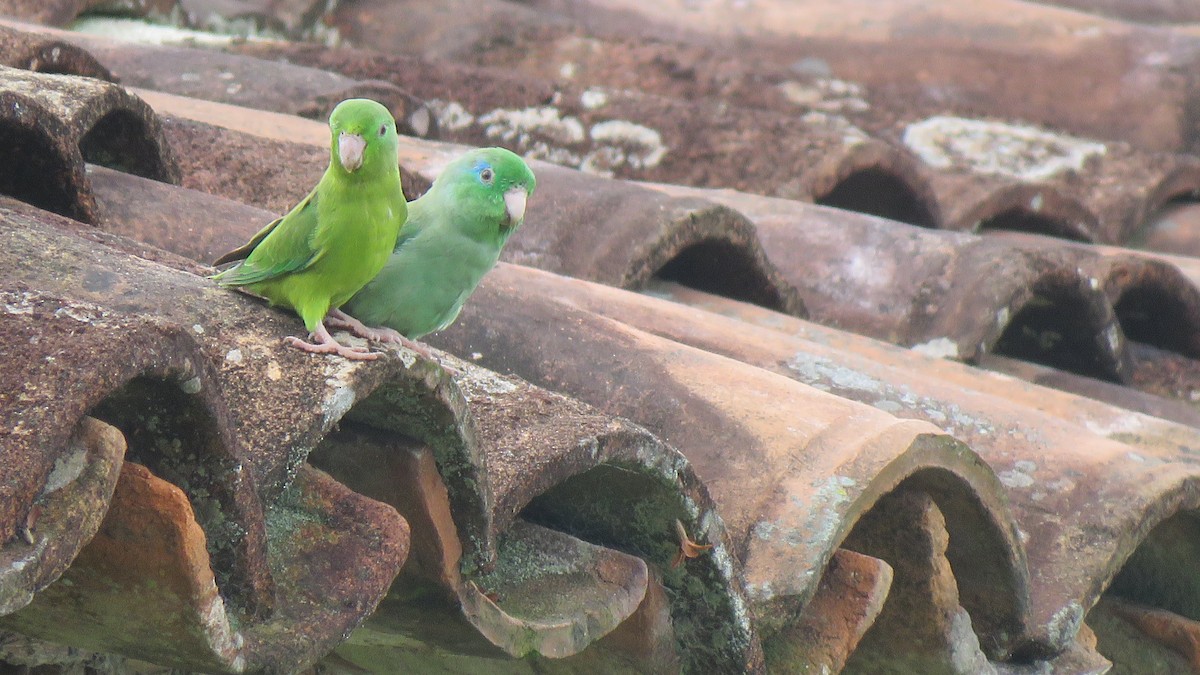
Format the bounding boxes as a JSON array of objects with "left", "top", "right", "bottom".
[
  {"left": 379, "top": 123, "right": 388, "bottom": 136},
  {"left": 479, "top": 167, "right": 494, "bottom": 184}
]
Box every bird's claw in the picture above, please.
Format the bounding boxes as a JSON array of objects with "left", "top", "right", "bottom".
[
  {"left": 284, "top": 335, "right": 379, "bottom": 361},
  {"left": 670, "top": 519, "right": 713, "bottom": 568}
]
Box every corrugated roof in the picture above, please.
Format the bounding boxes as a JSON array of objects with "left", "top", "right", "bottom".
[{"left": 5, "top": 4, "right": 1200, "bottom": 674}]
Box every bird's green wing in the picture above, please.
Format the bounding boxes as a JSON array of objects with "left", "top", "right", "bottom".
[{"left": 212, "top": 190, "right": 323, "bottom": 286}]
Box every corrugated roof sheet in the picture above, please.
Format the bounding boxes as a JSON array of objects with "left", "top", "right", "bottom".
[{"left": 5, "top": 4, "right": 1200, "bottom": 673}]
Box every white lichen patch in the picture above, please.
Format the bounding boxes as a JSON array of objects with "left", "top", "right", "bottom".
[
  {"left": 1046, "top": 601, "right": 1084, "bottom": 649},
  {"left": 71, "top": 16, "right": 254, "bottom": 47},
  {"left": 3, "top": 291, "right": 114, "bottom": 327},
  {"left": 1103, "top": 323, "right": 1122, "bottom": 356},
  {"left": 478, "top": 106, "right": 586, "bottom": 146},
  {"left": 427, "top": 100, "right": 476, "bottom": 132},
  {"left": 2, "top": 291, "right": 35, "bottom": 315},
  {"left": 910, "top": 337, "right": 960, "bottom": 360},
  {"left": 777, "top": 78, "right": 870, "bottom": 113},
  {"left": 579, "top": 88, "right": 609, "bottom": 110},
  {"left": 1082, "top": 412, "right": 1144, "bottom": 437},
  {"left": 578, "top": 145, "right": 625, "bottom": 177},
  {"left": 224, "top": 348, "right": 244, "bottom": 365},
  {"left": 54, "top": 305, "right": 104, "bottom": 323},
  {"left": 997, "top": 460, "right": 1038, "bottom": 490},
  {"left": 456, "top": 102, "right": 669, "bottom": 177},
  {"left": 902, "top": 116, "right": 1107, "bottom": 181},
  {"left": 800, "top": 111, "right": 870, "bottom": 146},
  {"left": 588, "top": 120, "right": 667, "bottom": 170},
  {"left": 320, "top": 382, "right": 356, "bottom": 432}
]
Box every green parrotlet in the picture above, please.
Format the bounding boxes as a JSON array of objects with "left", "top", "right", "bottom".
[
  {"left": 212, "top": 98, "right": 407, "bottom": 361},
  {"left": 343, "top": 147, "right": 535, "bottom": 352}
]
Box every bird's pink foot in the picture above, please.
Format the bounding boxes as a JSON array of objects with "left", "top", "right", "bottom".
[
  {"left": 326, "top": 308, "right": 443, "bottom": 363},
  {"left": 326, "top": 308, "right": 389, "bottom": 339},
  {"left": 285, "top": 323, "right": 378, "bottom": 361}
]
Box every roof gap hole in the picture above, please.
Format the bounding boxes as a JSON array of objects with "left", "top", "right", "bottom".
[
  {"left": 978, "top": 208, "right": 1089, "bottom": 242},
  {"left": 0, "top": 122, "right": 85, "bottom": 220},
  {"left": 652, "top": 239, "right": 786, "bottom": 312},
  {"left": 88, "top": 376, "right": 269, "bottom": 620},
  {"left": 815, "top": 168, "right": 936, "bottom": 227},
  {"left": 992, "top": 292, "right": 1120, "bottom": 382},
  {"left": 80, "top": 109, "right": 171, "bottom": 182}
]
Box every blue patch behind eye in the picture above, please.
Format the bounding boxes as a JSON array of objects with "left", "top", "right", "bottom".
[{"left": 473, "top": 161, "right": 493, "bottom": 175}]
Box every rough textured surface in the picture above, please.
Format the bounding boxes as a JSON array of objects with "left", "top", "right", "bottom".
[
  {"left": 0, "top": 66, "right": 179, "bottom": 222},
  {"left": 763, "top": 548, "right": 893, "bottom": 673},
  {"left": 7, "top": 7, "right": 1200, "bottom": 674},
  {"left": 428, "top": 267, "right": 1029, "bottom": 662},
  {"left": 0, "top": 195, "right": 755, "bottom": 671},
  {"left": 0, "top": 20, "right": 438, "bottom": 140}
]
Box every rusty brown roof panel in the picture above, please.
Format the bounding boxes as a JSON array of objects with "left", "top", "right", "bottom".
[
  {"left": 228, "top": 38, "right": 942, "bottom": 228},
  {"left": 0, "top": 23, "right": 115, "bottom": 80},
  {"left": 680, "top": 185, "right": 1200, "bottom": 400},
  {"left": 223, "top": 32, "right": 1199, "bottom": 251},
  {"left": 87, "top": 163, "right": 265, "bottom": 264},
  {"left": 0, "top": 203, "right": 409, "bottom": 671},
  {"left": 423, "top": 269, "right": 1030, "bottom": 666},
  {"left": 0, "top": 66, "right": 179, "bottom": 223},
  {"left": 0, "top": 197, "right": 762, "bottom": 669},
  {"left": 0, "top": 417, "right": 123, "bottom": 616},
  {"left": 209, "top": 0, "right": 1200, "bottom": 248},
  {"left": 3, "top": 459, "right": 408, "bottom": 672},
  {"left": 50, "top": 22, "right": 1200, "bottom": 251},
  {"left": 887, "top": 114, "right": 1200, "bottom": 246},
  {"left": 7, "top": 191, "right": 758, "bottom": 669},
  {"left": 1138, "top": 200, "right": 1200, "bottom": 258},
  {"left": 309, "top": 432, "right": 680, "bottom": 668},
  {"left": 123, "top": 90, "right": 805, "bottom": 313},
  {"left": 8, "top": 24, "right": 942, "bottom": 229},
  {"left": 774, "top": 547, "right": 891, "bottom": 673},
  {"left": 983, "top": 229, "right": 1200, "bottom": 402},
  {"left": 70, "top": 148, "right": 1029, "bottom": 670},
  {"left": 977, "top": 353, "right": 1200, "bottom": 428},
  {"left": 486, "top": 266, "right": 1200, "bottom": 664},
  {"left": 0, "top": 20, "right": 438, "bottom": 140},
  {"left": 114, "top": 89, "right": 1200, "bottom": 404},
  {"left": 932, "top": 174, "right": 1100, "bottom": 242},
  {"left": 524, "top": 0, "right": 1200, "bottom": 154}
]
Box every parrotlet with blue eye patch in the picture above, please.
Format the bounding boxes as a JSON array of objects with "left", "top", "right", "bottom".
[{"left": 344, "top": 147, "right": 535, "bottom": 355}]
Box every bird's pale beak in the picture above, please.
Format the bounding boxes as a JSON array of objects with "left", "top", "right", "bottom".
[
  {"left": 503, "top": 186, "right": 528, "bottom": 229},
  {"left": 338, "top": 132, "right": 366, "bottom": 172}
]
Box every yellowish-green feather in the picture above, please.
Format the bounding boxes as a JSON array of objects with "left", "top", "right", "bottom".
[{"left": 212, "top": 99, "right": 407, "bottom": 333}]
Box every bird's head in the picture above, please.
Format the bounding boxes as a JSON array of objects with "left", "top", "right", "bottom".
[
  {"left": 439, "top": 147, "right": 536, "bottom": 238},
  {"left": 328, "top": 98, "right": 399, "bottom": 177}
]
